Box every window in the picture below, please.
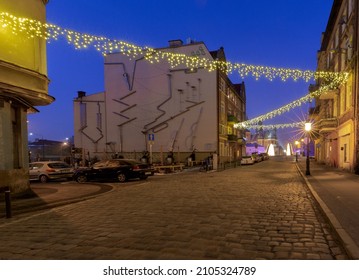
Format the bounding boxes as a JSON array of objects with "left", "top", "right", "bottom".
[
  {"left": 334, "top": 28, "right": 339, "bottom": 48},
  {"left": 219, "top": 78, "right": 225, "bottom": 92},
  {"left": 220, "top": 101, "right": 225, "bottom": 122},
  {"left": 339, "top": 87, "right": 346, "bottom": 115},
  {"left": 324, "top": 99, "right": 334, "bottom": 118},
  {"left": 48, "top": 162, "right": 70, "bottom": 169},
  {"left": 220, "top": 143, "right": 224, "bottom": 157},
  {"left": 346, "top": 74, "right": 353, "bottom": 109},
  {"left": 348, "top": 0, "right": 354, "bottom": 16},
  {"left": 326, "top": 53, "right": 331, "bottom": 69},
  {"left": 108, "top": 160, "right": 120, "bottom": 167},
  {"left": 340, "top": 50, "right": 346, "bottom": 71},
  {"left": 219, "top": 124, "right": 226, "bottom": 135}
]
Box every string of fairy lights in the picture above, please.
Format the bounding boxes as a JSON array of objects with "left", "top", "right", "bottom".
[
  {"left": 234, "top": 73, "right": 349, "bottom": 129},
  {"left": 0, "top": 11, "right": 349, "bottom": 130},
  {"left": 244, "top": 122, "right": 307, "bottom": 130}
]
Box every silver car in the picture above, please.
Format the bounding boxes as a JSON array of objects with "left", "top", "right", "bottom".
[
  {"left": 241, "top": 156, "right": 254, "bottom": 165},
  {"left": 29, "top": 161, "right": 74, "bottom": 183}
]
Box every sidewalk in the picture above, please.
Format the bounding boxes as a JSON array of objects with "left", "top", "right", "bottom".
[
  {"left": 296, "top": 157, "right": 359, "bottom": 259},
  {"left": 0, "top": 181, "right": 113, "bottom": 219}
]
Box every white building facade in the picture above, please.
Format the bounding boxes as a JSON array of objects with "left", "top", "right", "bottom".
[{"left": 74, "top": 40, "right": 246, "bottom": 165}]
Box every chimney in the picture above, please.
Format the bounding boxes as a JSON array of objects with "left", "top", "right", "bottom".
[
  {"left": 168, "top": 39, "right": 183, "bottom": 48},
  {"left": 77, "top": 91, "right": 86, "bottom": 98}
]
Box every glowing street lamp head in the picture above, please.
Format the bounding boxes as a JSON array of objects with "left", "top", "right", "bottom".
[{"left": 305, "top": 122, "right": 312, "bottom": 132}]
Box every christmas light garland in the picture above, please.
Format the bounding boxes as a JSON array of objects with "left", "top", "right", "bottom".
[
  {"left": 245, "top": 122, "right": 307, "bottom": 130},
  {"left": 0, "top": 11, "right": 349, "bottom": 130},
  {"left": 0, "top": 11, "right": 346, "bottom": 82},
  {"left": 235, "top": 72, "right": 348, "bottom": 129}
]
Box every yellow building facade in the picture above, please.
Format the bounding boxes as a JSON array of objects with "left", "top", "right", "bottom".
[
  {"left": 314, "top": 0, "right": 358, "bottom": 172},
  {"left": 0, "top": 0, "right": 53, "bottom": 193}
]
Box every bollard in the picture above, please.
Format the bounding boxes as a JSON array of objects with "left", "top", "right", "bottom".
[{"left": 5, "top": 190, "right": 12, "bottom": 218}]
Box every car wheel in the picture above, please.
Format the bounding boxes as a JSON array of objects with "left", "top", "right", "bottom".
[
  {"left": 117, "top": 173, "right": 127, "bottom": 183},
  {"left": 139, "top": 173, "right": 148, "bottom": 180},
  {"left": 39, "top": 175, "right": 48, "bottom": 183},
  {"left": 76, "top": 175, "right": 88, "bottom": 184}
]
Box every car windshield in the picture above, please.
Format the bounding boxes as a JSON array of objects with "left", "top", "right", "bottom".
[
  {"left": 93, "top": 161, "right": 109, "bottom": 168},
  {"left": 107, "top": 160, "right": 121, "bottom": 167}
]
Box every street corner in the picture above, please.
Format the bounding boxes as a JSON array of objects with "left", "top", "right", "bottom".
[{"left": 0, "top": 181, "right": 114, "bottom": 219}]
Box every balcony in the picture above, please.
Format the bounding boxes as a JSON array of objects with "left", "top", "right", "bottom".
[
  {"left": 318, "top": 117, "right": 338, "bottom": 133},
  {"left": 227, "top": 115, "right": 238, "bottom": 125},
  {"left": 319, "top": 88, "right": 339, "bottom": 100},
  {"left": 237, "top": 137, "right": 246, "bottom": 145},
  {"left": 227, "top": 134, "right": 238, "bottom": 142}
]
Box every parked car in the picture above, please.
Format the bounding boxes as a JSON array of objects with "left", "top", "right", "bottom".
[
  {"left": 257, "top": 153, "right": 265, "bottom": 162},
  {"left": 259, "top": 152, "right": 269, "bottom": 160},
  {"left": 241, "top": 156, "right": 254, "bottom": 165},
  {"left": 29, "top": 161, "right": 74, "bottom": 183},
  {"left": 73, "top": 159, "right": 154, "bottom": 183},
  {"left": 251, "top": 153, "right": 262, "bottom": 163}
]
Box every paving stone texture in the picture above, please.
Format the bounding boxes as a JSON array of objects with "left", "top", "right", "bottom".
[{"left": 0, "top": 158, "right": 348, "bottom": 259}]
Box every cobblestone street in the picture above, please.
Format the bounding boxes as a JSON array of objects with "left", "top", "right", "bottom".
[{"left": 0, "top": 158, "right": 348, "bottom": 259}]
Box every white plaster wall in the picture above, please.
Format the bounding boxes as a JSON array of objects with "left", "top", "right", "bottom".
[
  {"left": 104, "top": 43, "right": 218, "bottom": 154},
  {"left": 74, "top": 92, "right": 107, "bottom": 158}
]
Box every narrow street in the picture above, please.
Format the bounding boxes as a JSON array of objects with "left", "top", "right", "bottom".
[{"left": 0, "top": 157, "right": 348, "bottom": 259}]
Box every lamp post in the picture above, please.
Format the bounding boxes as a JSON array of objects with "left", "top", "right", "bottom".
[
  {"left": 29, "top": 132, "right": 45, "bottom": 160},
  {"left": 305, "top": 122, "right": 312, "bottom": 175},
  {"left": 295, "top": 140, "right": 299, "bottom": 162}
]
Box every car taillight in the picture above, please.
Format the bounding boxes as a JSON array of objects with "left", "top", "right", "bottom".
[
  {"left": 46, "top": 168, "right": 56, "bottom": 172},
  {"left": 132, "top": 165, "right": 140, "bottom": 170}
]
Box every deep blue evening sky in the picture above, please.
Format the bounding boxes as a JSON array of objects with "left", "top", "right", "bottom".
[{"left": 27, "top": 0, "right": 334, "bottom": 145}]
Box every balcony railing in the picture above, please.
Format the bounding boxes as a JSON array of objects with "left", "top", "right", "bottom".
[
  {"left": 227, "top": 115, "right": 238, "bottom": 125},
  {"left": 319, "top": 88, "right": 339, "bottom": 100},
  {"left": 318, "top": 117, "right": 338, "bottom": 133},
  {"left": 227, "top": 134, "right": 238, "bottom": 142}
]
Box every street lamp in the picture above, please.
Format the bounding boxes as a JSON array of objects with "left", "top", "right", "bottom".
[
  {"left": 61, "top": 141, "right": 68, "bottom": 159},
  {"left": 305, "top": 122, "right": 312, "bottom": 175},
  {"left": 294, "top": 140, "right": 299, "bottom": 162},
  {"left": 29, "top": 132, "right": 45, "bottom": 160}
]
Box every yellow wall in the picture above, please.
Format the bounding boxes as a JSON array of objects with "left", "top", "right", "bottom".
[
  {"left": 0, "top": 0, "right": 47, "bottom": 75},
  {"left": 0, "top": 0, "right": 49, "bottom": 193}
]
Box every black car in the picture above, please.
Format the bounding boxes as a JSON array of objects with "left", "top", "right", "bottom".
[{"left": 73, "top": 159, "right": 154, "bottom": 183}]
